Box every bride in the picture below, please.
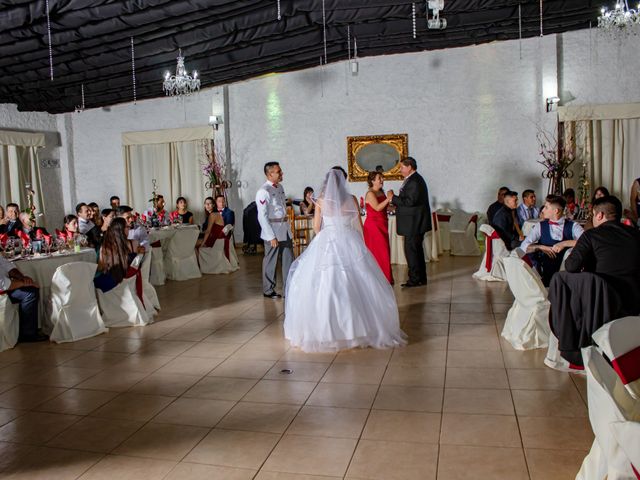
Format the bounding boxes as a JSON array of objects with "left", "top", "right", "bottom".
[{"left": 284, "top": 167, "right": 407, "bottom": 352}]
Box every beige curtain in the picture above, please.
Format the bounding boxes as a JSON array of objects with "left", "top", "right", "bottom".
[
  {"left": 123, "top": 130, "right": 210, "bottom": 224},
  {"left": 0, "top": 130, "right": 46, "bottom": 226}
]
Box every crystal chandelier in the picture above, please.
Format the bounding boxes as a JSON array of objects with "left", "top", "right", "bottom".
[
  {"left": 598, "top": 1, "right": 640, "bottom": 31},
  {"left": 162, "top": 49, "right": 200, "bottom": 96}
]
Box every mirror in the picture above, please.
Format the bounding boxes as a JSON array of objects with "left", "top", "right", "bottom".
[{"left": 347, "top": 134, "right": 408, "bottom": 181}]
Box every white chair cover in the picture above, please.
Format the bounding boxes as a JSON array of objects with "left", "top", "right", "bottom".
[
  {"left": 140, "top": 252, "right": 161, "bottom": 315},
  {"left": 611, "top": 422, "right": 640, "bottom": 477},
  {"left": 97, "top": 276, "right": 150, "bottom": 328},
  {"left": 450, "top": 217, "right": 481, "bottom": 256},
  {"left": 559, "top": 247, "right": 573, "bottom": 272},
  {"left": 576, "top": 346, "right": 640, "bottom": 480},
  {"left": 0, "top": 294, "right": 19, "bottom": 352},
  {"left": 149, "top": 246, "right": 165, "bottom": 286},
  {"left": 199, "top": 238, "right": 239, "bottom": 275},
  {"left": 473, "top": 224, "right": 508, "bottom": 281},
  {"left": 50, "top": 262, "right": 107, "bottom": 343},
  {"left": 164, "top": 228, "right": 201, "bottom": 281},
  {"left": 501, "top": 256, "right": 550, "bottom": 350},
  {"left": 544, "top": 330, "right": 581, "bottom": 373},
  {"left": 592, "top": 316, "right": 640, "bottom": 400}
]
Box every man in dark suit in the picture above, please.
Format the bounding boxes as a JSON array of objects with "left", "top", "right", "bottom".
[
  {"left": 549, "top": 195, "right": 640, "bottom": 367},
  {"left": 0, "top": 203, "right": 22, "bottom": 236},
  {"left": 491, "top": 191, "right": 523, "bottom": 250},
  {"left": 387, "top": 157, "right": 432, "bottom": 287},
  {"left": 487, "top": 186, "right": 510, "bottom": 224}
]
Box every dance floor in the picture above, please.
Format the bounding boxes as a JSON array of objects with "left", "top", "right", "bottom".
[{"left": 0, "top": 253, "right": 592, "bottom": 479}]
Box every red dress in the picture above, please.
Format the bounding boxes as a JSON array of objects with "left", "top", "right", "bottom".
[
  {"left": 363, "top": 194, "right": 393, "bottom": 284},
  {"left": 204, "top": 222, "right": 231, "bottom": 260}
]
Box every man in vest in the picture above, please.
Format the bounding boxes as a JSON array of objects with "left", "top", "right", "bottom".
[{"left": 519, "top": 195, "right": 584, "bottom": 286}]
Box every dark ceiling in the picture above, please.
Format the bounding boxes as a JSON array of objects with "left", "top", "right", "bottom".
[{"left": 0, "top": 0, "right": 598, "bottom": 114}]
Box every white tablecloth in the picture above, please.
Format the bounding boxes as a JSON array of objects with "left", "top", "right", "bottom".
[
  {"left": 14, "top": 248, "right": 97, "bottom": 329},
  {"left": 388, "top": 216, "right": 438, "bottom": 265},
  {"left": 148, "top": 224, "right": 200, "bottom": 244},
  {"left": 435, "top": 211, "right": 453, "bottom": 250}
]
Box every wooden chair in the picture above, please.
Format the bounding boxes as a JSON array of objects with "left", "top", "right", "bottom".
[{"left": 287, "top": 207, "right": 314, "bottom": 257}]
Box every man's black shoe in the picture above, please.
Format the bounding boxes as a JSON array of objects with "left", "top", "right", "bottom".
[
  {"left": 263, "top": 292, "right": 282, "bottom": 299},
  {"left": 401, "top": 281, "right": 424, "bottom": 288},
  {"left": 18, "top": 333, "right": 49, "bottom": 343}
]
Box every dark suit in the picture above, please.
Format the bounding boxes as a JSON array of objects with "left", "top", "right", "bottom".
[
  {"left": 491, "top": 205, "right": 520, "bottom": 250},
  {"left": 392, "top": 172, "right": 432, "bottom": 284},
  {"left": 487, "top": 201, "right": 503, "bottom": 224},
  {"left": 0, "top": 220, "right": 22, "bottom": 237}
]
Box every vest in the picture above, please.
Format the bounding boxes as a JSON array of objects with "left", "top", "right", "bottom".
[{"left": 539, "top": 219, "right": 574, "bottom": 247}]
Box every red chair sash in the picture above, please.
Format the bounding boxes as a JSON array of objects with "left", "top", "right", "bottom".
[
  {"left": 125, "top": 265, "right": 145, "bottom": 308},
  {"left": 611, "top": 345, "right": 640, "bottom": 386},
  {"left": 17, "top": 230, "right": 30, "bottom": 248},
  {"left": 484, "top": 230, "right": 500, "bottom": 271}
]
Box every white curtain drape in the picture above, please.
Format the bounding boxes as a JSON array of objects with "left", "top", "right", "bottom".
[
  {"left": 0, "top": 130, "right": 46, "bottom": 226},
  {"left": 123, "top": 128, "right": 212, "bottom": 224}
]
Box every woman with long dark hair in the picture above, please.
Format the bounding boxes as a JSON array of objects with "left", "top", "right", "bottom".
[
  {"left": 196, "top": 197, "right": 226, "bottom": 251},
  {"left": 94, "top": 217, "right": 143, "bottom": 292}
]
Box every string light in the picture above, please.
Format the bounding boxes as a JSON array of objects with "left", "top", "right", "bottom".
[
  {"left": 518, "top": 4, "right": 522, "bottom": 59},
  {"left": 539, "top": 0, "right": 544, "bottom": 36},
  {"left": 131, "top": 37, "right": 137, "bottom": 104},
  {"left": 45, "top": 0, "right": 53, "bottom": 80},
  {"left": 277, "top": 0, "right": 281, "bottom": 20},
  {"left": 322, "top": 0, "right": 327, "bottom": 64},
  {"left": 412, "top": 3, "right": 417, "bottom": 39}
]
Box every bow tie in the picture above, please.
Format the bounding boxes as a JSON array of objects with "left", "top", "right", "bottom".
[
  {"left": 549, "top": 220, "right": 560, "bottom": 226},
  {"left": 272, "top": 183, "right": 277, "bottom": 188}
]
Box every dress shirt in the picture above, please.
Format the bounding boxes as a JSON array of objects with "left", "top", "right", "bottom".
[
  {"left": 516, "top": 203, "right": 540, "bottom": 226},
  {"left": 519, "top": 217, "right": 584, "bottom": 252},
  {"left": 78, "top": 217, "right": 95, "bottom": 234},
  {"left": 256, "top": 181, "right": 292, "bottom": 242},
  {"left": 0, "top": 256, "right": 16, "bottom": 291},
  {"left": 128, "top": 225, "right": 150, "bottom": 249}
]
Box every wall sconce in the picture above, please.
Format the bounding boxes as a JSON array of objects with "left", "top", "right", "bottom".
[
  {"left": 209, "top": 115, "right": 223, "bottom": 130},
  {"left": 546, "top": 96, "right": 560, "bottom": 112}
]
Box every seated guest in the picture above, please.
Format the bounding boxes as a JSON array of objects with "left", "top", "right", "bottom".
[
  {"left": 146, "top": 194, "right": 167, "bottom": 222},
  {"left": 563, "top": 188, "right": 580, "bottom": 218},
  {"left": 215, "top": 195, "right": 235, "bottom": 226},
  {"left": 630, "top": 177, "right": 639, "bottom": 225},
  {"left": 299, "top": 187, "right": 315, "bottom": 216},
  {"left": 487, "top": 186, "right": 510, "bottom": 224},
  {"left": 17, "top": 212, "right": 49, "bottom": 241},
  {"left": 94, "top": 218, "right": 144, "bottom": 293},
  {"left": 100, "top": 209, "right": 115, "bottom": 233},
  {"left": 491, "top": 191, "right": 523, "bottom": 250},
  {"left": 197, "top": 197, "right": 225, "bottom": 248},
  {"left": 110, "top": 196, "right": 120, "bottom": 210},
  {"left": 516, "top": 189, "right": 540, "bottom": 226},
  {"left": 117, "top": 206, "right": 149, "bottom": 251},
  {"left": 88, "top": 202, "right": 102, "bottom": 229},
  {"left": 58, "top": 214, "right": 79, "bottom": 241},
  {"left": 0, "top": 203, "right": 22, "bottom": 236},
  {"left": 592, "top": 186, "right": 609, "bottom": 202},
  {"left": 519, "top": 195, "right": 583, "bottom": 286},
  {"left": 549, "top": 196, "right": 640, "bottom": 367},
  {"left": 76, "top": 202, "right": 102, "bottom": 247},
  {"left": 172, "top": 197, "right": 193, "bottom": 224},
  {"left": 0, "top": 256, "right": 46, "bottom": 342}
]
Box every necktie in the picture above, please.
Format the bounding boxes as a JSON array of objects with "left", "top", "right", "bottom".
[
  {"left": 528, "top": 207, "right": 534, "bottom": 219},
  {"left": 549, "top": 220, "right": 559, "bottom": 226}
]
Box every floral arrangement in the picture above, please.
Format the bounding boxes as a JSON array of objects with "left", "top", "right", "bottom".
[
  {"left": 536, "top": 126, "right": 578, "bottom": 196},
  {"left": 202, "top": 139, "right": 230, "bottom": 197}
]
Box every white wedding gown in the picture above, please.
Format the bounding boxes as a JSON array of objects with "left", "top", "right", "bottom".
[{"left": 284, "top": 213, "right": 407, "bottom": 352}]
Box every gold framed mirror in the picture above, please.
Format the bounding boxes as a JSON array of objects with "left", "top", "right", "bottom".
[{"left": 347, "top": 134, "right": 408, "bottom": 182}]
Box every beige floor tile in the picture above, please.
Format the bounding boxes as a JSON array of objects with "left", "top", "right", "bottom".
[
  {"left": 437, "top": 445, "right": 529, "bottom": 480},
  {"left": 382, "top": 365, "right": 445, "bottom": 387},
  {"left": 107, "top": 353, "right": 174, "bottom": 373},
  {"left": 512, "top": 388, "right": 588, "bottom": 417},
  {"left": 526, "top": 448, "right": 590, "bottom": 480},
  {"left": 35, "top": 388, "right": 119, "bottom": 415},
  {"left": 162, "top": 329, "right": 215, "bottom": 342},
  {"left": 156, "top": 356, "right": 224, "bottom": 376},
  {"left": 152, "top": 397, "right": 235, "bottom": 427},
  {"left": 448, "top": 335, "right": 501, "bottom": 351},
  {"left": 1, "top": 445, "right": 103, "bottom": 480},
  {"left": 95, "top": 337, "right": 147, "bottom": 353},
  {"left": 243, "top": 380, "right": 316, "bottom": 405},
  {"left": 184, "top": 429, "right": 280, "bottom": 469},
  {"left": 362, "top": 410, "right": 440, "bottom": 444},
  {"left": 91, "top": 393, "right": 174, "bottom": 421},
  {"left": 449, "top": 324, "right": 498, "bottom": 337},
  {"left": 263, "top": 434, "right": 357, "bottom": 477},
  {"left": 446, "top": 350, "right": 505, "bottom": 369},
  {"left": 401, "top": 323, "right": 449, "bottom": 337},
  {"left": 77, "top": 454, "right": 177, "bottom": 480},
  {"left": 346, "top": 439, "right": 438, "bottom": 480},
  {"left": 0, "top": 384, "right": 67, "bottom": 409},
  {"left": 440, "top": 413, "right": 520, "bottom": 447},
  {"left": 129, "top": 373, "right": 201, "bottom": 396},
  {"left": 388, "top": 348, "right": 447, "bottom": 367},
  {"left": 209, "top": 359, "right": 276, "bottom": 379},
  {"left": 306, "top": 383, "right": 378, "bottom": 409},
  {"left": 264, "top": 362, "right": 330, "bottom": 382},
  {"left": 230, "top": 343, "right": 289, "bottom": 361},
  {"left": 25, "top": 366, "right": 104, "bottom": 388},
  {"left": 518, "top": 416, "right": 594, "bottom": 450},
  {"left": 445, "top": 367, "right": 509, "bottom": 389},
  {"left": 373, "top": 385, "right": 443, "bottom": 412},
  {"left": 183, "top": 376, "right": 257, "bottom": 401},
  {"left": 75, "top": 371, "right": 149, "bottom": 392},
  {"left": 321, "top": 363, "right": 386, "bottom": 385},
  {"left": 334, "top": 348, "right": 392, "bottom": 365},
  {"left": 113, "top": 422, "right": 209, "bottom": 460},
  {"left": 443, "top": 388, "right": 514, "bottom": 415},
  {"left": 502, "top": 349, "right": 548, "bottom": 369},
  {"left": 0, "top": 363, "right": 52, "bottom": 384},
  {"left": 47, "top": 416, "right": 144, "bottom": 452},
  {"left": 180, "top": 342, "right": 242, "bottom": 359},
  {"left": 0, "top": 407, "right": 23, "bottom": 427},
  {"left": 217, "top": 402, "right": 299, "bottom": 433},
  {"left": 278, "top": 350, "right": 337, "bottom": 363},
  {"left": 0, "top": 411, "right": 80, "bottom": 444},
  {"left": 286, "top": 406, "right": 368, "bottom": 438},
  {"left": 0, "top": 382, "right": 15, "bottom": 395},
  {"left": 139, "top": 340, "right": 197, "bottom": 357},
  {"left": 255, "top": 472, "right": 341, "bottom": 480},
  {"left": 507, "top": 368, "right": 575, "bottom": 390},
  {"left": 62, "top": 351, "right": 130, "bottom": 369},
  {"left": 165, "top": 463, "right": 256, "bottom": 480},
  {"left": 203, "top": 329, "right": 259, "bottom": 344}
]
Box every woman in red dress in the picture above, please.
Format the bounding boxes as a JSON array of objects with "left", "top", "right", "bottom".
[{"left": 363, "top": 171, "right": 393, "bottom": 284}]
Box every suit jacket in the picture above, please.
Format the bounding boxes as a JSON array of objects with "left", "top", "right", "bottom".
[
  {"left": 491, "top": 205, "right": 520, "bottom": 250},
  {"left": 487, "top": 201, "right": 503, "bottom": 225},
  {"left": 0, "top": 220, "right": 22, "bottom": 237},
  {"left": 392, "top": 172, "right": 432, "bottom": 237},
  {"left": 565, "top": 221, "right": 640, "bottom": 315}
]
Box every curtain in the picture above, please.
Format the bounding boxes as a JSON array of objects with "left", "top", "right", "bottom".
[
  {"left": 124, "top": 135, "right": 209, "bottom": 224},
  {"left": 0, "top": 130, "right": 46, "bottom": 227}
]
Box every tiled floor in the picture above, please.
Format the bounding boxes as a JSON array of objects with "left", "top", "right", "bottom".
[{"left": 0, "top": 253, "right": 592, "bottom": 479}]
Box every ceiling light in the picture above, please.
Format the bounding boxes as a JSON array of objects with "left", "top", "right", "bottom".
[{"left": 162, "top": 49, "right": 201, "bottom": 96}]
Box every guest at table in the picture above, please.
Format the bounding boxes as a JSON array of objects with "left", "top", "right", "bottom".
[
  {"left": 94, "top": 217, "right": 144, "bottom": 293},
  {"left": 491, "top": 191, "right": 523, "bottom": 250},
  {"left": 549, "top": 195, "right": 640, "bottom": 367},
  {"left": 89, "top": 202, "right": 102, "bottom": 229},
  {"left": 101, "top": 209, "right": 115, "bottom": 233},
  {"left": 516, "top": 189, "right": 540, "bottom": 227},
  {"left": 299, "top": 187, "right": 315, "bottom": 216},
  {"left": 0, "top": 256, "right": 46, "bottom": 342},
  {"left": 0, "top": 203, "right": 22, "bottom": 236},
  {"left": 215, "top": 195, "right": 235, "bottom": 227},
  {"left": 173, "top": 197, "right": 194, "bottom": 224},
  {"left": 363, "top": 171, "right": 393, "bottom": 284},
  {"left": 629, "top": 177, "right": 640, "bottom": 225},
  {"left": 58, "top": 214, "right": 79, "bottom": 241},
  {"left": 76, "top": 202, "right": 102, "bottom": 247},
  {"left": 592, "top": 186, "right": 610, "bottom": 202},
  {"left": 563, "top": 188, "right": 580, "bottom": 218},
  {"left": 117, "top": 206, "right": 149, "bottom": 251},
  {"left": 147, "top": 194, "right": 167, "bottom": 223},
  {"left": 487, "top": 186, "right": 510, "bottom": 224},
  {"left": 110, "top": 196, "right": 120, "bottom": 210},
  {"left": 197, "top": 197, "right": 225, "bottom": 248},
  {"left": 17, "top": 213, "right": 49, "bottom": 241},
  {"left": 519, "top": 195, "right": 584, "bottom": 286}
]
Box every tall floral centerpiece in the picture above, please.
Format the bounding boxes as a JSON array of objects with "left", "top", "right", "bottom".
[
  {"left": 202, "top": 139, "right": 230, "bottom": 199},
  {"left": 537, "top": 126, "right": 577, "bottom": 196}
]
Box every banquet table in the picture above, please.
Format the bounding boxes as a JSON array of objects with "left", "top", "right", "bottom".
[
  {"left": 148, "top": 224, "right": 200, "bottom": 282},
  {"left": 13, "top": 248, "right": 97, "bottom": 329},
  {"left": 388, "top": 216, "right": 439, "bottom": 265},
  {"left": 435, "top": 210, "right": 453, "bottom": 250}
]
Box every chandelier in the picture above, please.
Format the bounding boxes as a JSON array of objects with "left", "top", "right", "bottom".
[
  {"left": 598, "top": 1, "right": 640, "bottom": 31},
  {"left": 162, "top": 49, "right": 200, "bottom": 96}
]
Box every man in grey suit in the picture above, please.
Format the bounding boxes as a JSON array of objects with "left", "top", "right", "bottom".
[{"left": 256, "top": 162, "right": 294, "bottom": 298}]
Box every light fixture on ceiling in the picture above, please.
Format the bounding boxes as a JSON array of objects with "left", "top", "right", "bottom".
[
  {"left": 546, "top": 96, "right": 560, "bottom": 112},
  {"left": 598, "top": 1, "right": 640, "bottom": 31},
  {"left": 163, "top": 49, "right": 201, "bottom": 96},
  {"left": 208, "top": 115, "right": 223, "bottom": 130},
  {"left": 427, "top": 0, "right": 447, "bottom": 29}
]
